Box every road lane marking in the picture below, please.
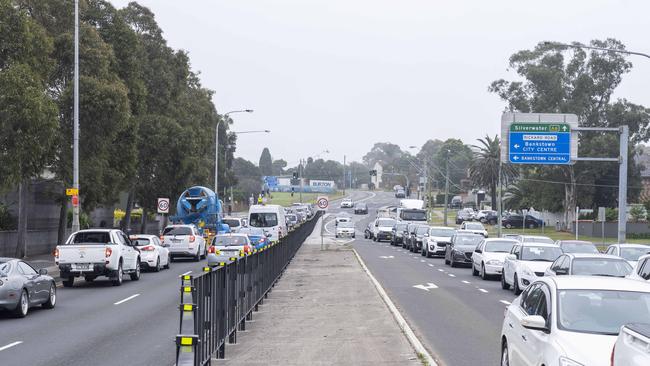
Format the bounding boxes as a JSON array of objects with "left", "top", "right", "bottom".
[
  {"left": 0, "top": 341, "right": 22, "bottom": 352},
  {"left": 413, "top": 283, "right": 439, "bottom": 291},
  {"left": 437, "top": 269, "right": 444, "bottom": 272},
  {"left": 500, "top": 300, "right": 511, "bottom": 305},
  {"left": 428, "top": 264, "right": 434, "bottom": 267},
  {"left": 114, "top": 294, "right": 140, "bottom": 305},
  {"left": 478, "top": 288, "right": 489, "bottom": 293},
  {"left": 462, "top": 280, "right": 470, "bottom": 284},
  {"left": 420, "top": 260, "right": 425, "bottom": 263},
  {"left": 379, "top": 255, "right": 394, "bottom": 259},
  {"left": 448, "top": 273, "right": 456, "bottom": 277}
]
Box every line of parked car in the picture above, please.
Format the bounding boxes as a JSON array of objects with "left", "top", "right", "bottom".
[
  {"left": 362, "top": 213, "right": 650, "bottom": 366},
  {"left": 456, "top": 208, "right": 546, "bottom": 229}
]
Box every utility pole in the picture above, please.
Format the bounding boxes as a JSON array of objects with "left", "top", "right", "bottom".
[
  {"left": 497, "top": 160, "right": 503, "bottom": 238},
  {"left": 443, "top": 150, "right": 450, "bottom": 227},
  {"left": 618, "top": 126, "right": 629, "bottom": 243},
  {"left": 342, "top": 155, "right": 346, "bottom": 195},
  {"left": 71, "top": 0, "right": 80, "bottom": 233},
  {"left": 299, "top": 159, "right": 304, "bottom": 203}
]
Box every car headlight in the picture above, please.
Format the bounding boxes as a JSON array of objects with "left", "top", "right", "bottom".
[
  {"left": 521, "top": 266, "right": 535, "bottom": 277},
  {"left": 486, "top": 259, "right": 502, "bottom": 266},
  {"left": 559, "top": 357, "right": 585, "bottom": 366}
]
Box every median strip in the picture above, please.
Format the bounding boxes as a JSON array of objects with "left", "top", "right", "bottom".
[
  {"left": 114, "top": 294, "right": 140, "bottom": 305},
  {"left": 0, "top": 341, "right": 22, "bottom": 352}
]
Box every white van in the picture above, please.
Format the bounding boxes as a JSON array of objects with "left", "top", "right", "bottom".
[
  {"left": 248, "top": 204, "right": 287, "bottom": 242},
  {"left": 400, "top": 199, "right": 424, "bottom": 210}
]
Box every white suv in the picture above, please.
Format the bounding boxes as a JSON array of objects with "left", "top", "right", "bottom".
[
  {"left": 471, "top": 238, "right": 518, "bottom": 280},
  {"left": 501, "top": 242, "right": 563, "bottom": 294},
  {"left": 162, "top": 225, "right": 206, "bottom": 262}
]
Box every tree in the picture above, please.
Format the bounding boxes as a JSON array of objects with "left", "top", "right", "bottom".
[
  {"left": 272, "top": 159, "right": 287, "bottom": 176},
  {"left": 490, "top": 39, "right": 648, "bottom": 225},
  {"left": 259, "top": 148, "right": 273, "bottom": 176},
  {"left": 432, "top": 139, "right": 473, "bottom": 194},
  {"left": 232, "top": 157, "right": 261, "bottom": 201},
  {"left": 469, "top": 135, "right": 518, "bottom": 209}
]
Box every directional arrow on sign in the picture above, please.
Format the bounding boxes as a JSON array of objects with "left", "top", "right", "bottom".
[
  {"left": 513, "top": 144, "right": 520, "bottom": 149},
  {"left": 513, "top": 156, "right": 519, "bottom": 160},
  {"left": 561, "top": 125, "right": 568, "bottom": 131},
  {"left": 413, "top": 283, "right": 439, "bottom": 292}
]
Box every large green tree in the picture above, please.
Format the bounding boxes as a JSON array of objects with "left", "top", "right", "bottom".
[
  {"left": 490, "top": 39, "right": 648, "bottom": 225},
  {"left": 468, "top": 135, "right": 518, "bottom": 209},
  {"left": 259, "top": 148, "right": 273, "bottom": 176}
]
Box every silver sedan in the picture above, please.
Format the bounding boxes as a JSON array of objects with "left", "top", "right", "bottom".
[{"left": 0, "top": 258, "right": 56, "bottom": 317}]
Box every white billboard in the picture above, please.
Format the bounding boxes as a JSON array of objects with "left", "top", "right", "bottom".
[{"left": 310, "top": 180, "right": 335, "bottom": 189}]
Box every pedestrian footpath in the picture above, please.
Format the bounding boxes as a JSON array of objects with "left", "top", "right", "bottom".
[{"left": 219, "top": 242, "right": 423, "bottom": 365}]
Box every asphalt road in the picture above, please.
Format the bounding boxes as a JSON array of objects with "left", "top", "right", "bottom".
[
  {"left": 0, "top": 257, "right": 202, "bottom": 366},
  {"left": 329, "top": 190, "right": 516, "bottom": 366}
]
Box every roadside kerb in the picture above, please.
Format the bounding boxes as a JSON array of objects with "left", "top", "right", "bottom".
[{"left": 352, "top": 248, "right": 439, "bottom": 366}]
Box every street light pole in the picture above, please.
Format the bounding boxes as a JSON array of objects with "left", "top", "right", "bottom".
[
  {"left": 71, "top": 0, "right": 80, "bottom": 233},
  {"left": 443, "top": 150, "right": 450, "bottom": 227},
  {"left": 215, "top": 109, "right": 253, "bottom": 193}
]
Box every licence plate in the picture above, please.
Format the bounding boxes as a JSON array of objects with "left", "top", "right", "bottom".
[
  {"left": 172, "top": 239, "right": 182, "bottom": 243},
  {"left": 72, "top": 263, "right": 92, "bottom": 271}
]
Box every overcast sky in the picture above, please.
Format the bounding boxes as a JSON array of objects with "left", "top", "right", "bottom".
[{"left": 110, "top": 0, "right": 649, "bottom": 167}]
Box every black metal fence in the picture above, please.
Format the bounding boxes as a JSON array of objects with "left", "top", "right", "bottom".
[{"left": 175, "top": 211, "right": 322, "bottom": 366}]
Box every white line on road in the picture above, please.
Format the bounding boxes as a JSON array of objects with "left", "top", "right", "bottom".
[
  {"left": 428, "top": 263, "right": 434, "bottom": 267},
  {"left": 478, "top": 289, "right": 489, "bottom": 293},
  {"left": 462, "top": 280, "right": 470, "bottom": 284},
  {"left": 420, "top": 260, "right": 425, "bottom": 263},
  {"left": 500, "top": 300, "right": 511, "bottom": 305},
  {"left": 0, "top": 341, "right": 22, "bottom": 352},
  {"left": 114, "top": 294, "right": 140, "bottom": 305},
  {"left": 437, "top": 269, "right": 444, "bottom": 272},
  {"left": 448, "top": 273, "right": 456, "bottom": 277}
]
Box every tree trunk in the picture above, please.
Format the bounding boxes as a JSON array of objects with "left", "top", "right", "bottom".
[
  {"left": 563, "top": 167, "right": 577, "bottom": 231},
  {"left": 57, "top": 193, "right": 67, "bottom": 246},
  {"left": 15, "top": 180, "right": 28, "bottom": 258},
  {"left": 490, "top": 182, "right": 497, "bottom": 210},
  {"left": 122, "top": 189, "right": 134, "bottom": 233},
  {"left": 140, "top": 207, "right": 147, "bottom": 234}
]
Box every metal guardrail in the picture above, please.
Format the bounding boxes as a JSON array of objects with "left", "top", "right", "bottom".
[{"left": 175, "top": 211, "right": 322, "bottom": 366}]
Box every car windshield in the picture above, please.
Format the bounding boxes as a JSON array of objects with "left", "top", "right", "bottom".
[
  {"left": 465, "top": 223, "right": 484, "bottom": 230},
  {"left": 0, "top": 261, "right": 9, "bottom": 275},
  {"left": 522, "top": 237, "right": 554, "bottom": 244},
  {"left": 132, "top": 238, "right": 151, "bottom": 246},
  {"left": 249, "top": 213, "right": 278, "bottom": 228},
  {"left": 163, "top": 227, "right": 192, "bottom": 236},
  {"left": 416, "top": 226, "right": 429, "bottom": 235},
  {"left": 395, "top": 224, "right": 408, "bottom": 231},
  {"left": 454, "top": 235, "right": 483, "bottom": 246},
  {"left": 571, "top": 258, "right": 632, "bottom": 277},
  {"left": 377, "top": 219, "right": 396, "bottom": 227},
  {"left": 69, "top": 231, "right": 111, "bottom": 244},
  {"left": 213, "top": 236, "right": 248, "bottom": 246},
  {"left": 558, "top": 289, "right": 650, "bottom": 335},
  {"left": 430, "top": 228, "right": 456, "bottom": 237},
  {"left": 620, "top": 247, "right": 650, "bottom": 261},
  {"left": 485, "top": 241, "right": 516, "bottom": 253},
  {"left": 339, "top": 222, "right": 354, "bottom": 228},
  {"left": 401, "top": 210, "right": 426, "bottom": 221},
  {"left": 520, "top": 246, "right": 563, "bottom": 261},
  {"left": 222, "top": 219, "right": 240, "bottom": 228},
  {"left": 561, "top": 242, "right": 599, "bottom": 254}
]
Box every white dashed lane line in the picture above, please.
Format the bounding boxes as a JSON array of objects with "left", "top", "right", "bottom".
[
  {"left": 428, "top": 264, "right": 434, "bottom": 267},
  {"left": 0, "top": 341, "right": 22, "bottom": 352},
  {"left": 114, "top": 294, "right": 140, "bottom": 305},
  {"left": 478, "top": 288, "right": 489, "bottom": 293},
  {"left": 500, "top": 300, "right": 511, "bottom": 305},
  {"left": 462, "top": 280, "right": 470, "bottom": 284},
  {"left": 437, "top": 269, "right": 444, "bottom": 272},
  {"left": 448, "top": 274, "right": 456, "bottom": 277}
]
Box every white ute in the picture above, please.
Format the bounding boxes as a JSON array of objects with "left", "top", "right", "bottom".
[{"left": 55, "top": 229, "right": 141, "bottom": 287}]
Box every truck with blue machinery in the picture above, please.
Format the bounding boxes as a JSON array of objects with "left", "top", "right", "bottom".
[{"left": 170, "top": 186, "right": 230, "bottom": 241}]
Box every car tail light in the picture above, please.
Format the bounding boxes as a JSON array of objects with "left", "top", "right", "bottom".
[
  {"left": 208, "top": 246, "right": 216, "bottom": 254},
  {"left": 141, "top": 245, "right": 155, "bottom": 251},
  {"left": 159, "top": 235, "right": 164, "bottom": 241},
  {"left": 53, "top": 248, "right": 59, "bottom": 259},
  {"left": 244, "top": 246, "right": 251, "bottom": 254},
  {"left": 105, "top": 247, "right": 113, "bottom": 258},
  {"left": 189, "top": 235, "right": 196, "bottom": 243}
]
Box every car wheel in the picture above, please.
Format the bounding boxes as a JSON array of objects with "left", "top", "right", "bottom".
[
  {"left": 130, "top": 260, "right": 141, "bottom": 281},
  {"left": 505, "top": 223, "right": 512, "bottom": 229},
  {"left": 335, "top": 234, "right": 339, "bottom": 238},
  {"left": 14, "top": 289, "right": 29, "bottom": 318},
  {"left": 450, "top": 259, "right": 457, "bottom": 268},
  {"left": 164, "top": 255, "right": 170, "bottom": 269},
  {"left": 481, "top": 263, "right": 488, "bottom": 280},
  {"left": 112, "top": 262, "right": 123, "bottom": 286},
  {"left": 444, "top": 254, "right": 450, "bottom": 265},
  {"left": 372, "top": 236, "right": 377, "bottom": 242},
  {"left": 421, "top": 248, "right": 426, "bottom": 256},
  {"left": 501, "top": 272, "right": 510, "bottom": 290},
  {"left": 501, "top": 341, "right": 510, "bottom": 366},
  {"left": 472, "top": 264, "right": 479, "bottom": 276},
  {"left": 513, "top": 274, "right": 522, "bottom": 295},
  {"left": 42, "top": 283, "right": 56, "bottom": 309},
  {"left": 194, "top": 249, "right": 201, "bottom": 262},
  {"left": 154, "top": 257, "right": 161, "bottom": 272},
  {"left": 62, "top": 276, "right": 74, "bottom": 288},
  {"left": 528, "top": 223, "right": 536, "bottom": 229},
  {"left": 352, "top": 234, "right": 356, "bottom": 238}
]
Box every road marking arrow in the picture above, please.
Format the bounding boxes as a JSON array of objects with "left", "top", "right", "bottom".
[{"left": 413, "top": 283, "right": 438, "bottom": 292}]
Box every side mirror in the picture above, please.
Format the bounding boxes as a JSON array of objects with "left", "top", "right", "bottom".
[
  {"left": 424, "top": 233, "right": 429, "bottom": 237},
  {"left": 555, "top": 268, "right": 568, "bottom": 275},
  {"left": 474, "top": 249, "right": 482, "bottom": 253},
  {"left": 38, "top": 268, "right": 48, "bottom": 275},
  {"left": 506, "top": 254, "right": 516, "bottom": 261},
  {"left": 520, "top": 315, "right": 549, "bottom": 332}
]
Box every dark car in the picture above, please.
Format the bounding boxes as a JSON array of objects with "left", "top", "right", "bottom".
[
  {"left": 501, "top": 214, "right": 544, "bottom": 229},
  {"left": 556, "top": 240, "right": 600, "bottom": 254},
  {"left": 445, "top": 233, "right": 484, "bottom": 267},
  {"left": 354, "top": 203, "right": 368, "bottom": 215},
  {"left": 409, "top": 225, "right": 431, "bottom": 253},
  {"left": 390, "top": 223, "right": 409, "bottom": 246},
  {"left": 481, "top": 211, "right": 499, "bottom": 225},
  {"left": 0, "top": 258, "right": 56, "bottom": 317},
  {"left": 403, "top": 223, "right": 420, "bottom": 250}
]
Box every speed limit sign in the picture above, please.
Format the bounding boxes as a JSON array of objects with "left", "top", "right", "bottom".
[
  {"left": 316, "top": 196, "right": 329, "bottom": 210},
  {"left": 157, "top": 198, "right": 170, "bottom": 214}
]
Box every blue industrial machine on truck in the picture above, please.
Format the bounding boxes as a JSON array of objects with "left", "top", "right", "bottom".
[{"left": 171, "top": 186, "right": 229, "bottom": 235}]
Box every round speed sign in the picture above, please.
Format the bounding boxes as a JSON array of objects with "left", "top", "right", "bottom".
[{"left": 316, "top": 196, "right": 329, "bottom": 210}]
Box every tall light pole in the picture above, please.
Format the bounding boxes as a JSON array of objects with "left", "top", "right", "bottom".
[
  {"left": 71, "top": 0, "right": 80, "bottom": 232},
  {"left": 443, "top": 149, "right": 451, "bottom": 227},
  {"left": 215, "top": 109, "right": 253, "bottom": 193}
]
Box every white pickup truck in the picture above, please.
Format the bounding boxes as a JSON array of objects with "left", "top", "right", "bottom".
[
  {"left": 612, "top": 323, "right": 650, "bottom": 365},
  {"left": 54, "top": 229, "right": 141, "bottom": 287}
]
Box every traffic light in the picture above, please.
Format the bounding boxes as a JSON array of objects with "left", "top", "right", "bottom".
[
  {"left": 293, "top": 172, "right": 298, "bottom": 179},
  {"left": 369, "top": 170, "right": 377, "bottom": 176}
]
